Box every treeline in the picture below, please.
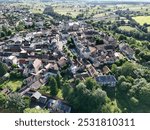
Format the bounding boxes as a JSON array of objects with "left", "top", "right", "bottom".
[
  {"left": 111, "top": 61, "right": 150, "bottom": 112},
  {"left": 43, "top": 6, "right": 72, "bottom": 21},
  {"left": 46, "top": 76, "right": 121, "bottom": 113}
]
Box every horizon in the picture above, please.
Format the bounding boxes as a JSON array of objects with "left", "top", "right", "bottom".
[{"left": 0, "top": 0, "right": 150, "bottom": 2}]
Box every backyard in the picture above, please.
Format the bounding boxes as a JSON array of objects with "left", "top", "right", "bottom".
[{"left": 0, "top": 79, "right": 23, "bottom": 92}]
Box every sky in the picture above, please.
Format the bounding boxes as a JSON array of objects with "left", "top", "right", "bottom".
[
  {"left": 1, "top": 0, "right": 149, "bottom": 1},
  {"left": 65, "top": 0, "right": 149, "bottom": 1},
  {"left": 91, "top": 0, "right": 150, "bottom": 1}
]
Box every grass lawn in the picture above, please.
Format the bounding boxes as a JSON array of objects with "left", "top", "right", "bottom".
[
  {"left": 148, "top": 26, "right": 150, "bottom": 32},
  {"left": 132, "top": 16, "right": 150, "bottom": 25},
  {"left": 119, "top": 26, "right": 138, "bottom": 31},
  {"left": 57, "top": 89, "right": 63, "bottom": 99},
  {"left": 39, "top": 86, "right": 63, "bottom": 99},
  {"left": 0, "top": 79, "right": 23, "bottom": 92}
]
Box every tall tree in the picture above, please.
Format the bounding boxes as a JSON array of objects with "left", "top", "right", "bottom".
[
  {"left": 0, "top": 61, "right": 8, "bottom": 77},
  {"left": 55, "top": 75, "right": 61, "bottom": 89},
  {"left": 49, "top": 77, "right": 58, "bottom": 96},
  {"left": 0, "top": 93, "right": 7, "bottom": 109},
  {"left": 68, "top": 82, "right": 108, "bottom": 112},
  {"left": 6, "top": 93, "right": 27, "bottom": 113},
  {"left": 85, "top": 78, "right": 99, "bottom": 91},
  {"left": 62, "top": 83, "right": 73, "bottom": 100}
]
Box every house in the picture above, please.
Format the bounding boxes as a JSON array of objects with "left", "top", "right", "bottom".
[
  {"left": 84, "top": 29, "right": 99, "bottom": 40},
  {"left": 70, "top": 65, "right": 78, "bottom": 74},
  {"left": 86, "top": 64, "right": 98, "bottom": 77},
  {"left": 69, "top": 22, "right": 80, "bottom": 31},
  {"left": 31, "top": 91, "right": 42, "bottom": 102},
  {"left": 19, "top": 49, "right": 28, "bottom": 58},
  {"left": 75, "top": 72, "right": 90, "bottom": 80},
  {"left": 7, "top": 44, "right": 21, "bottom": 52},
  {"left": 31, "top": 91, "right": 47, "bottom": 104},
  {"left": 96, "top": 75, "right": 117, "bottom": 87},
  {"left": 64, "top": 22, "right": 80, "bottom": 31},
  {"left": 1, "top": 88, "right": 11, "bottom": 95},
  {"left": 47, "top": 99, "right": 71, "bottom": 113},
  {"left": 33, "top": 32, "right": 43, "bottom": 37},
  {"left": 33, "top": 59, "right": 42, "bottom": 73},
  {"left": 35, "top": 21, "right": 44, "bottom": 29},
  {"left": 44, "top": 62, "right": 59, "bottom": 75},
  {"left": 23, "top": 76, "right": 37, "bottom": 86},
  {"left": 30, "top": 80, "right": 43, "bottom": 90},
  {"left": 82, "top": 46, "right": 97, "bottom": 59},
  {"left": 6, "top": 55, "right": 18, "bottom": 65},
  {"left": 57, "top": 57, "right": 67, "bottom": 68},
  {"left": 24, "top": 21, "right": 33, "bottom": 27},
  {"left": 119, "top": 43, "right": 134, "bottom": 59},
  {"left": 102, "top": 66, "right": 111, "bottom": 74},
  {"left": 60, "top": 30, "right": 69, "bottom": 40}
]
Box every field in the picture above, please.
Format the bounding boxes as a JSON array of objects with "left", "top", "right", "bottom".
[
  {"left": 148, "top": 27, "right": 150, "bottom": 32},
  {"left": 53, "top": 5, "right": 85, "bottom": 18},
  {"left": 132, "top": 16, "right": 150, "bottom": 25},
  {"left": 119, "top": 26, "right": 138, "bottom": 31}
]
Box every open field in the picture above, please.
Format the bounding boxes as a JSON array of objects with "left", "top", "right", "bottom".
[
  {"left": 132, "top": 16, "right": 150, "bottom": 25},
  {"left": 93, "top": 13, "right": 106, "bottom": 18},
  {"left": 53, "top": 5, "right": 85, "bottom": 18},
  {"left": 148, "top": 27, "right": 150, "bottom": 32},
  {"left": 118, "top": 26, "right": 138, "bottom": 31}
]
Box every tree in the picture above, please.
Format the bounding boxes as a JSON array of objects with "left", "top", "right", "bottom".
[
  {"left": 55, "top": 75, "right": 61, "bottom": 89},
  {"left": 49, "top": 77, "right": 58, "bottom": 96},
  {"left": 0, "top": 61, "right": 8, "bottom": 77},
  {"left": 24, "top": 108, "right": 49, "bottom": 113},
  {"left": 85, "top": 78, "right": 99, "bottom": 91},
  {"left": 0, "top": 31, "right": 5, "bottom": 38},
  {"left": 119, "top": 81, "right": 132, "bottom": 92},
  {"left": 111, "top": 64, "right": 118, "bottom": 75},
  {"left": 102, "top": 101, "right": 121, "bottom": 113},
  {"left": 6, "top": 93, "right": 27, "bottom": 112},
  {"left": 120, "top": 62, "right": 136, "bottom": 77},
  {"left": 139, "top": 83, "right": 150, "bottom": 106},
  {"left": 68, "top": 82, "right": 108, "bottom": 112},
  {"left": 94, "top": 36, "right": 104, "bottom": 45},
  {"left": 0, "top": 93, "right": 7, "bottom": 109},
  {"left": 24, "top": 96, "right": 30, "bottom": 108},
  {"left": 16, "top": 21, "right": 25, "bottom": 31},
  {"left": 118, "top": 34, "right": 127, "bottom": 41},
  {"left": 91, "top": 88, "right": 107, "bottom": 112},
  {"left": 130, "top": 97, "right": 139, "bottom": 106},
  {"left": 62, "top": 83, "right": 73, "bottom": 100},
  {"left": 43, "top": 6, "right": 54, "bottom": 15},
  {"left": 7, "top": 29, "right": 12, "bottom": 36}
]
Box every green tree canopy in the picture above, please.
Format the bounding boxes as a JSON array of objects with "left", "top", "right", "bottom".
[
  {"left": 0, "top": 93, "right": 7, "bottom": 109},
  {"left": 49, "top": 77, "right": 58, "bottom": 96},
  {"left": 24, "top": 108, "right": 49, "bottom": 113},
  {"left": 6, "top": 93, "right": 27, "bottom": 113},
  {"left": 0, "top": 61, "right": 8, "bottom": 77}
]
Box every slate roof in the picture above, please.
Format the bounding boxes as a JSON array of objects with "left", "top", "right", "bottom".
[{"left": 96, "top": 75, "right": 117, "bottom": 83}]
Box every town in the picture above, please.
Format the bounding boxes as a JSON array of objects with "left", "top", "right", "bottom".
[{"left": 0, "top": 0, "right": 150, "bottom": 113}]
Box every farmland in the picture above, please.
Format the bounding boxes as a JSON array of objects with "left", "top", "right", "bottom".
[
  {"left": 119, "top": 26, "right": 138, "bottom": 32},
  {"left": 132, "top": 16, "right": 150, "bottom": 25}
]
